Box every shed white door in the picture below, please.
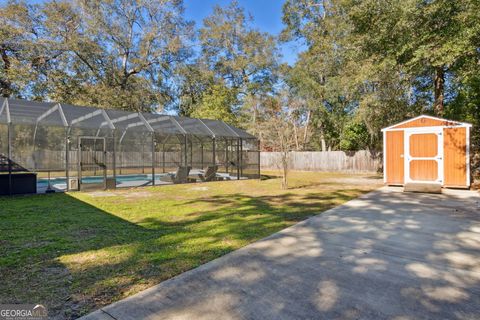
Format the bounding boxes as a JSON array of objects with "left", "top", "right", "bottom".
[{"left": 404, "top": 128, "right": 443, "bottom": 184}]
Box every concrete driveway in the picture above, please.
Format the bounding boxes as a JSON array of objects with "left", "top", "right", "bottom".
[{"left": 81, "top": 187, "right": 480, "bottom": 320}]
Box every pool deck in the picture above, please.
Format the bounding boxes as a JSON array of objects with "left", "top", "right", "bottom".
[{"left": 36, "top": 171, "right": 246, "bottom": 193}]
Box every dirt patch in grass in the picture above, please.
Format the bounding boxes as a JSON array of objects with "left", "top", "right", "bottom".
[
  {"left": 70, "top": 229, "right": 98, "bottom": 240},
  {"left": 21, "top": 240, "right": 53, "bottom": 249},
  {"left": 189, "top": 186, "right": 210, "bottom": 191},
  {"left": 120, "top": 190, "right": 156, "bottom": 199},
  {"left": 87, "top": 191, "right": 117, "bottom": 197},
  {"left": 0, "top": 171, "right": 381, "bottom": 319}
]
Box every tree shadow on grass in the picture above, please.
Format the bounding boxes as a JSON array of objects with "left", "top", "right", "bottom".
[
  {"left": 0, "top": 188, "right": 367, "bottom": 319},
  {"left": 0, "top": 193, "right": 160, "bottom": 318}
]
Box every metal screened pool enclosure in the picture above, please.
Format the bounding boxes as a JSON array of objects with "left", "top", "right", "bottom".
[{"left": 0, "top": 98, "right": 260, "bottom": 194}]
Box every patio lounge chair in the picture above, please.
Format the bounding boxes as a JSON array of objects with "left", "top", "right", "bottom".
[
  {"left": 216, "top": 172, "right": 231, "bottom": 181},
  {"left": 159, "top": 166, "right": 191, "bottom": 184},
  {"left": 197, "top": 165, "right": 218, "bottom": 182}
]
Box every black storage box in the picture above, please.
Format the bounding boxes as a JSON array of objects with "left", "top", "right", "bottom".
[{"left": 0, "top": 173, "right": 37, "bottom": 195}]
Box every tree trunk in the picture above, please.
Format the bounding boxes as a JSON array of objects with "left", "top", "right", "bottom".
[
  {"left": 303, "top": 110, "right": 311, "bottom": 149},
  {"left": 252, "top": 99, "right": 259, "bottom": 137},
  {"left": 0, "top": 47, "right": 12, "bottom": 97},
  {"left": 281, "top": 151, "right": 289, "bottom": 190},
  {"left": 434, "top": 66, "right": 445, "bottom": 116},
  {"left": 293, "top": 122, "right": 300, "bottom": 150}
]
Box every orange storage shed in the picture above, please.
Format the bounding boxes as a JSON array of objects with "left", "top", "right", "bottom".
[{"left": 382, "top": 115, "right": 472, "bottom": 188}]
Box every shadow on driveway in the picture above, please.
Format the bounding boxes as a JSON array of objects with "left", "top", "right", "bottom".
[{"left": 81, "top": 187, "right": 480, "bottom": 320}]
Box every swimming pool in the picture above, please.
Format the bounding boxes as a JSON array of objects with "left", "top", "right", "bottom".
[
  {"left": 37, "top": 171, "right": 237, "bottom": 192},
  {"left": 37, "top": 174, "right": 167, "bottom": 191}
]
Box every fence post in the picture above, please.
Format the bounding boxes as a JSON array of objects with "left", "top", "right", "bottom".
[
  {"left": 190, "top": 136, "right": 193, "bottom": 168},
  {"left": 162, "top": 142, "right": 166, "bottom": 173},
  {"left": 77, "top": 137, "right": 81, "bottom": 190},
  {"left": 257, "top": 139, "right": 260, "bottom": 179},
  {"left": 7, "top": 123, "right": 12, "bottom": 195},
  {"left": 226, "top": 139, "right": 229, "bottom": 174},
  {"left": 103, "top": 137, "right": 107, "bottom": 190},
  {"left": 152, "top": 134, "right": 155, "bottom": 186},
  {"left": 200, "top": 143, "right": 204, "bottom": 169},
  {"left": 184, "top": 134, "right": 188, "bottom": 167},
  {"left": 142, "top": 140, "right": 145, "bottom": 174},
  {"left": 212, "top": 137, "right": 216, "bottom": 166},
  {"left": 236, "top": 139, "right": 240, "bottom": 180},
  {"left": 119, "top": 136, "right": 122, "bottom": 175},
  {"left": 239, "top": 138, "right": 243, "bottom": 177},
  {"left": 65, "top": 129, "right": 70, "bottom": 191},
  {"left": 112, "top": 131, "right": 116, "bottom": 186}
]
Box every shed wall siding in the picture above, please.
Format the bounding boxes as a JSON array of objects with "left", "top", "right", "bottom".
[
  {"left": 443, "top": 127, "right": 467, "bottom": 187},
  {"left": 386, "top": 130, "right": 404, "bottom": 185}
]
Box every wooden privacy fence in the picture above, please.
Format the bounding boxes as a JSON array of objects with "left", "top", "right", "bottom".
[{"left": 261, "top": 150, "right": 381, "bottom": 173}]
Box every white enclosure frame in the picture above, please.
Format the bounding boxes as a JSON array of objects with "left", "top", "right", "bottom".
[{"left": 0, "top": 97, "right": 261, "bottom": 194}]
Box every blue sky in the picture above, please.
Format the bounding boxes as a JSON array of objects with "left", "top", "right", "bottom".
[{"left": 184, "top": 0, "right": 304, "bottom": 65}]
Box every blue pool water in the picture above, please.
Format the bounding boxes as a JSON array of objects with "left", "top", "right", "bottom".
[
  {"left": 37, "top": 174, "right": 166, "bottom": 188},
  {"left": 37, "top": 171, "right": 236, "bottom": 192}
]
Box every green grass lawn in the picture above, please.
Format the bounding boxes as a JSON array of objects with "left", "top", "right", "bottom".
[{"left": 0, "top": 171, "right": 381, "bottom": 319}]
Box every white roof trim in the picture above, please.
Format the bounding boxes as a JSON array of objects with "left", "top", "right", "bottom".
[
  {"left": 5, "top": 99, "right": 11, "bottom": 123},
  {"left": 0, "top": 99, "right": 7, "bottom": 122},
  {"left": 57, "top": 104, "right": 69, "bottom": 127},
  {"left": 101, "top": 110, "right": 115, "bottom": 130},
  {"left": 385, "top": 125, "right": 473, "bottom": 132},
  {"left": 382, "top": 114, "right": 472, "bottom": 131},
  {"left": 109, "top": 112, "right": 139, "bottom": 124},
  {"left": 71, "top": 109, "right": 102, "bottom": 126},
  {"left": 126, "top": 121, "right": 148, "bottom": 130},
  {"left": 137, "top": 113, "right": 154, "bottom": 132},
  {"left": 70, "top": 109, "right": 116, "bottom": 130},
  {"left": 170, "top": 117, "right": 187, "bottom": 135},
  {"left": 144, "top": 115, "right": 170, "bottom": 125},
  {"left": 119, "top": 130, "right": 128, "bottom": 144},
  {"left": 145, "top": 115, "right": 186, "bottom": 134},
  {"left": 36, "top": 103, "right": 68, "bottom": 127},
  {"left": 198, "top": 119, "right": 216, "bottom": 138},
  {"left": 221, "top": 120, "right": 241, "bottom": 138}
]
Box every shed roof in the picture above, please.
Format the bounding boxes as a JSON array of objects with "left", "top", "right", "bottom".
[
  {"left": 0, "top": 97, "right": 255, "bottom": 139},
  {"left": 382, "top": 115, "right": 472, "bottom": 131}
]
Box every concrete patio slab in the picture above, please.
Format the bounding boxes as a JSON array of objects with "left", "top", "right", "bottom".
[{"left": 80, "top": 187, "right": 480, "bottom": 320}]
